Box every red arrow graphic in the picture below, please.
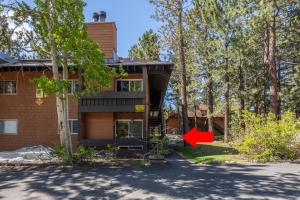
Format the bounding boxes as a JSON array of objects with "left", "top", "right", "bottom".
[{"left": 182, "top": 128, "right": 214, "bottom": 148}]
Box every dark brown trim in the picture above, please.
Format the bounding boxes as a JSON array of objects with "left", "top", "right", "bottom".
[
  {"left": 79, "top": 138, "right": 147, "bottom": 146},
  {"left": 80, "top": 91, "right": 146, "bottom": 99},
  {"left": 79, "top": 104, "right": 143, "bottom": 112},
  {"left": 142, "top": 66, "right": 149, "bottom": 151},
  {"left": 79, "top": 91, "right": 146, "bottom": 112}
]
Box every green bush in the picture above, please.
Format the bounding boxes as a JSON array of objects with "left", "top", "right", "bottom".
[
  {"left": 106, "top": 144, "right": 120, "bottom": 159},
  {"left": 50, "top": 144, "right": 72, "bottom": 165},
  {"left": 232, "top": 111, "right": 300, "bottom": 162},
  {"left": 151, "top": 135, "right": 170, "bottom": 156},
  {"left": 50, "top": 144, "right": 97, "bottom": 165},
  {"left": 73, "top": 145, "right": 97, "bottom": 164}
]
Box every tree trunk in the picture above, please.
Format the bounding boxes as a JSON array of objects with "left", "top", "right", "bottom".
[
  {"left": 206, "top": 68, "right": 213, "bottom": 132},
  {"left": 224, "top": 41, "right": 230, "bottom": 143},
  {"left": 45, "top": 16, "right": 72, "bottom": 158},
  {"left": 266, "top": 0, "right": 279, "bottom": 118},
  {"left": 261, "top": 64, "right": 269, "bottom": 115},
  {"left": 277, "top": 59, "right": 281, "bottom": 117},
  {"left": 238, "top": 50, "right": 245, "bottom": 128},
  {"left": 177, "top": 102, "right": 181, "bottom": 134},
  {"left": 62, "top": 50, "right": 72, "bottom": 156},
  {"left": 194, "top": 99, "right": 197, "bottom": 129},
  {"left": 178, "top": 2, "right": 189, "bottom": 146}
]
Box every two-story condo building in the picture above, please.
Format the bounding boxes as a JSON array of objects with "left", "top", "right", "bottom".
[{"left": 0, "top": 12, "right": 173, "bottom": 152}]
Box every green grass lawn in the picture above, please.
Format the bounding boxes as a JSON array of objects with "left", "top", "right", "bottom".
[{"left": 176, "top": 142, "right": 247, "bottom": 164}]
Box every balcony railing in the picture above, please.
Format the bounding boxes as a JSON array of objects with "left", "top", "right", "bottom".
[{"left": 79, "top": 91, "right": 145, "bottom": 112}]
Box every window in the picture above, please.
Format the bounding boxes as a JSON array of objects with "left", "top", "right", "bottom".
[
  {"left": 130, "top": 120, "right": 143, "bottom": 138},
  {"left": 68, "top": 80, "right": 79, "bottom": 94},
  {"left": 116, "top": 120, "right": 128, "bottom": 138},
  {"left": 36, "top": 88, "right": 45, "bottom": 98},
  {"left": 117, "top": 80, "right": 129, "bottom": 92},
  {"left": 116, "top": 80, "right": 143, "bottom": 92},
  {"left": 115, "top": 120, "right": 143, "bottom": 139},
  {"left": 0, "top": 120, "right": 17, "bottom": 134},
  {"left": 0, "top": 81, "right": 16, "bottom": 94},
  {"left": 68, "top": 119, "right": 79, "bottom": 134}
]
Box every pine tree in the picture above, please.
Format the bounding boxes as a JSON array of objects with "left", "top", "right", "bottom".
[
  {"left": 150, "top": 0, "right": 190, "bottom": 143},
  {"left": 128, "top": 29, "right": 161, "bottom": 60}
]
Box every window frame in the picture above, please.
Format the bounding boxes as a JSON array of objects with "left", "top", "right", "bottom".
[
  {"left": 57, "top": 119, "right": 79, "bottom": 135},
  {"left": 68, "top": 118, "right": 79, "bottom": 135},
  {"left": 115, "top": 119, "right": 143, "bottom": 139},
  {"left": 0, "top": 80, "right": 17, "bottom": 95},
  {"left": 67, "top": 79, "right": 79, "bottom": 95},
  {"left": 0, "top": 119, "right": 18, "bottom": 135},
  {"left": 115, "top": 79, "right": 143, "bottom": 92}
]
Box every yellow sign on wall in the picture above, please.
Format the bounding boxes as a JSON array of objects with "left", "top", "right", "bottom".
[{"left": 135, "top": 105, "right": 145, "bottom": 112}]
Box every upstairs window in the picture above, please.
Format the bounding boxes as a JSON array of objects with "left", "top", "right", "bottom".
[
  {"left": 68, "top": 80, "right": 79, "bottom": 94},
  {"left": 116, "top": 79, "right": 143, "bottom": 92},
  {"left": 0, "top": 81, "right": 17, "bottom": 94}
]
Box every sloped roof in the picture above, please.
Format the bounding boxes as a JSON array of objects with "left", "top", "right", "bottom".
[{"left": 0, "top": 58, "right": 173, "bottom": 68}]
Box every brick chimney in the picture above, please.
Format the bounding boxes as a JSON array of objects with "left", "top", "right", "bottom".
[{"left": 85, "top": 11, "right": 117, "bottom": 59}]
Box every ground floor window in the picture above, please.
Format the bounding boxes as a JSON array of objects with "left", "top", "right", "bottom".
[
  {"left": 68, "top": 119, "right": 79, "bottom": 134},
  {"left": 115, "top": 120, "right": 143, "bottom": 139},
  {"left": 0, "top": 120, "right": 17, "bottom": 134},
  {"left": 57, "top": 119, "right": 79, "bottom": 134}
]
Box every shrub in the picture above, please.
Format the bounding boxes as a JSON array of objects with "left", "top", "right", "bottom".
[
  {"left": 50, "top": 144, "right": 97, "bottom": 165},
  {"left": 151, "top": 135, "right": 170, "bottom": 156},
  {"left": 106, "top": 144, "right": 120, "bottom": 159},
  {"left": 232, "top": 111, "right": 300, "bottom": 162},
  {"left": 50, "top": 144, "right": 72, "bottom": 165},
  {"left": 73, "top": 145, "right": 97, "bottom": 164}
]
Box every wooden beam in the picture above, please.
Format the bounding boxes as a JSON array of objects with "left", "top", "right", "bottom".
[{"left": 142, "top": 66, "right": 149, "bottom": 151}]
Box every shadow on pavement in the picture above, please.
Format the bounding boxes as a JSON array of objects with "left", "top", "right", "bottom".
[{"left": 0, "top": 153, "right": 299, "bottom": 199}]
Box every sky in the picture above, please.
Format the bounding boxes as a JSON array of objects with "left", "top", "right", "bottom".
[
  {"left": 11, "top": 0, "right": 159, "bottom": 58},
  {"left": 84, "top": 0, "right": 159, "bottom": 57}
]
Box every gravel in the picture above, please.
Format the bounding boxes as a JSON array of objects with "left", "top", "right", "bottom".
[{"left": 0, "top": 145, "right": 54, "bottom": 162}]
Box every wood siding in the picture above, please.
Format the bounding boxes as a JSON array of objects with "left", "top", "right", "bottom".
[
  {"left": 82, "top": 112, "right": 114, "bottom": 139},
  {"left": 0, "top": 71, "right": 78, "bottom": 150}
]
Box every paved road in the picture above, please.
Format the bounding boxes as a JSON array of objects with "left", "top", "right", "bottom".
[{"left": 0, "top": 154, "right": 299, "bottom": 200}]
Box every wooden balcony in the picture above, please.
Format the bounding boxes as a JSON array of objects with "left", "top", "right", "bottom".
[{"left": 79, "top": 91, "right": 145, "bottom": 112}]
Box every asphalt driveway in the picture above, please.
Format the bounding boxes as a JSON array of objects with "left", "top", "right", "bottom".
[{"left": 0, "top": 153, "right": 299, "bottom": 200}]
